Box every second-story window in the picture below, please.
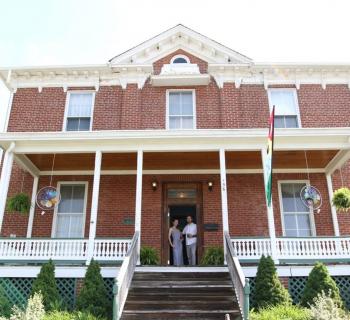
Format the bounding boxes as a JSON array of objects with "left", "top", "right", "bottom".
[
  {"left": 65, "top": 92, "right": 94, "bottom": 131},
  {"left": 268, "top": 89, "right": 300, "bottom": 128},
  {"left": 167, "top": 90, "right": 195, "bottom": 129}
]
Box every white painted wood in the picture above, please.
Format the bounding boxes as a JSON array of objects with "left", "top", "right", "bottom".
[
  {"left": 325, "top": 149, "right": 350, "bottom": 175},
  {"left": 261, "top": 148, "right": 278, "bottom": 262},
  {"left": 219, "top": 149, "right": 229, "bottom": 233},
  {"left": 87, "top": 151, "right": 102, "bottom": 262},
  {"left": 326, "top": 174, "right": 340, "bottom": 236},
  {"left": 134, "top": 150, "right": 143, "bottom": 263},
  {"left": 0, "top": 142, "right": 15, "bottom": 233},
  {"left": 26, "top": 176, "right": 39, "bottom": 238}
]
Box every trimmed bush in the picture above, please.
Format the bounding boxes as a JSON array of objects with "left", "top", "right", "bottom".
[
  {"left": 76, "top": 259, "right": 110, "bottom": 318},
  {"left": 31, "top": 260, "right": 60, "bottom": 311},
  {"left": 200, "top": 247, "right": 224, "bottom": 265},
  {"left": 44, "top": 311, "right": 106, "bottom": 320},
  {"left": 309, "top": 291, "right": 349, "bottom": 320},
  {"left": 301, "top": 262, "right": 343, "bottom": 307},
  {"left": 10, "top": 292, "right": 45, "bottom": 320},
  {"left": 140, "top": 246, "right": 159, "bottom": 265},
  {"left": 0, "top": 288, "right": 12, "bottom": 318},
  {"left": 250, "top": 304, "right": 311, "bottom": 320},
  {"left": 252, "top": 255, "right": 291, "bottom": 309}
]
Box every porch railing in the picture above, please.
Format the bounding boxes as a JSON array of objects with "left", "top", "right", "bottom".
[
  {"left": 0, "top": 237, "right": 132, "bottom": 262},
  {"left": 231, "top": 236, "right": 350, "bottom": 261},
  {"left": 113, "top": 231, "right": 139, "bottom": 320},
  {"left": 225, "top": 232, "right": 250, "bottom": 320}
]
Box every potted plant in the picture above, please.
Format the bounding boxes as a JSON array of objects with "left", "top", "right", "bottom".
[
  {"left": 332, "top": 187, "right": 350, "bottom": 212},
  {"left": 200, "top": 247, "right": 224, "bottom": 266},
  {"left": 140, "top": 246, "right": 159, "bottom": 265},
  {"left": 6, "top": 193, "right": 31, "bottom": 214}
]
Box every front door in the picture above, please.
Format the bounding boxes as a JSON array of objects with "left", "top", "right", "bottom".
[{"left": 162, "top": 183, "right": 203, "bottom": 265}]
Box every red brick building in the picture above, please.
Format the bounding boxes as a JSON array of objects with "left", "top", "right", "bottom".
[{"left": 0, "top": 25, "right": 350, "bottom": 317}]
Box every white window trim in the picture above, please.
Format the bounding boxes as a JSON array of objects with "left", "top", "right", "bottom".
[
  {"left": 267, "top": 88, "right": 302, "bottom": 128},
  {"left": 170, "top": 54, "right": 190, "bottom": 64},
  {"left": 277, "top": 180, "right": 316, "bottom": 237},
  {"left": 51, "top": 181, "right": 89, "bottom": 238},
  {"left": 63, "top": 91, "right": 96, "bottom": 132},
  {"left": 166, "top": 89, "right": 196, "bottom": 130}
]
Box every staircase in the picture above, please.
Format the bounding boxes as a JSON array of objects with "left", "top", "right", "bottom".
[{"left": 120, "top": 271, "right": 242, "bottom": 320}]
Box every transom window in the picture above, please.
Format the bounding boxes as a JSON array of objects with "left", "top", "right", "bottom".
[
  {"left": 167, "top": 91, "right": 195, "bottom": 129},
  {"left": 268, "top": 89, "right": 300, "bottom": 128},
  {"left": 170, "top": 55, "right": 190, "bottom": 64},
  {"left": 279, "top": 182, "right": 314, "bottom": 237},
  {"left": 65, "top": 92, "right": 94, "bottom": 131},
  {"left": 54, "top": 183, "right": 87, "bottom": 238}
]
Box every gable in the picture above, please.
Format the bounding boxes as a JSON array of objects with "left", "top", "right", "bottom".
[{"left": 109, "top": 24, "right": 252, "bottom": 65}]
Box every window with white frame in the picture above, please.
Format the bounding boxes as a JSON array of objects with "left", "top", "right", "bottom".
[
  {"left": 65, "top": 92, "right": 94, "bottom": 131},
  {"left": 167, "top": 91, "right": 195, "bottom": 129},
  {"left": 279, "top": 182, "right": 313, "bottom": 237},
  {"left": 54, "top": 184, "right": 87, "bottom": 238},
  {"left": 170, "top": 55, "right": 190, "bottom": 64},
  {"left": 268, "top": 89, "right": 300, "bottom": 128}
]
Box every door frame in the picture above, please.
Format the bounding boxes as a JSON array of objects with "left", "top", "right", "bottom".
[{"left": 161, "top": 182, "right": 203, "bottom": 265}]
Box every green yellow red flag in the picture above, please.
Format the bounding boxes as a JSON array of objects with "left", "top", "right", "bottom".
[{"left": 264, "top": 105, "right": 275, "bottom": 207}]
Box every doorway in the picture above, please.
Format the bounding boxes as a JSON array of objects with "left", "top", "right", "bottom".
[{"left": 162, "top": 183, "right": 203, "bottom": 265}]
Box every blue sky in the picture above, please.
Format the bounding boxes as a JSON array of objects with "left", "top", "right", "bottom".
[{"left": 1, "top": 0, "right": 350, "bottom": 129}]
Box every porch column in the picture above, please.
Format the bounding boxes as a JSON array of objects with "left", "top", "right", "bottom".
[
  {"left": 0, "top": 142, "right": 15, "bottom": 234},
  {"left": 261, "top": 148, "right": 278, "bottom": 263},
  {"left": 135, "top": 150, "right": 143, "bottom": 263},
  {"left": 87, "top": 150, "right": 102, "bottom": 263},
  {"left": 26, "top": 175, "right": 39, "bottom": 238},
  {"left": 219, "top": 148, "right": 229, "bottom": 260},
  {"left": 326, "top": 174, "right": 340, "bottom": 236}
]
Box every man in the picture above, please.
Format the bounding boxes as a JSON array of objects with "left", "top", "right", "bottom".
[{"left": 183, "top": 215, "right": 197, "bottom": 266}]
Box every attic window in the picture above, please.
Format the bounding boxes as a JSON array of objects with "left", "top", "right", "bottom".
[{"left": 171, "top": 55, "right": 190, "bottom": 64}]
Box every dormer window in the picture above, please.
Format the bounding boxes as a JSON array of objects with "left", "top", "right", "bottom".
[{"left": 171, "top": 55, "right": 190, "bottom": 64}]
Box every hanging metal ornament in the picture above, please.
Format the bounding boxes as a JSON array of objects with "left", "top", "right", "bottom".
[
  {"left": 300, "top": 150, "right": 322, "bottom": 213},
  {"left": 36, "top": 154, "right": 61, "bottom": 215}
]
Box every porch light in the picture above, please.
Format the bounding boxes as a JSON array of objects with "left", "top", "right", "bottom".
[
  {"left": 151, "top": 181, "right": 158, "bottom": 191},
  {"left": 208, "top": 181, "right": 213, "bottom": 191}
]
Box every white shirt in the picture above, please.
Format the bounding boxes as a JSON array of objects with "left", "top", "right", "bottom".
[{"left": 183, "top": 223, "right": 197, "bottom": 246}]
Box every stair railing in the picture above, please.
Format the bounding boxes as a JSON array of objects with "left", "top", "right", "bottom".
[
  {"left": 225, "top": 231, "right": 250, "bottom": 320},
  {"left": 113, "top": 231, "right": 139, "bottom": 320}
]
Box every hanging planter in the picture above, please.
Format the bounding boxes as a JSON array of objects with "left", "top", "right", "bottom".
[
  {"left": 332, "top": 187, "right": 350, "bottom": 212},
  {"left": 6, "top": 193, "right": 31, "bottom": 214}
]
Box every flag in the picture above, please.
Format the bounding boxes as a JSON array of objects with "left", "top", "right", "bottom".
[{"left": 264, "top": 106, "right": 275, "bottom": 207}]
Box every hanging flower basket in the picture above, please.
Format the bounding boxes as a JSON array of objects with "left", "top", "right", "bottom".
[
  {"left": 332, "top": 187, "right": 350, "bottom": 212},
  {"left": 6, "top": 193, "right": 31, "bottom": 214}
]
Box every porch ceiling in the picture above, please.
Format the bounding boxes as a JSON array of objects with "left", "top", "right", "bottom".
[{"left": 25, "top": 149, "right": 339, "bottom": 172}]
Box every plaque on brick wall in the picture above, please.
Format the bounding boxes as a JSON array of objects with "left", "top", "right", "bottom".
[
  {"left": 123, "top": 217, "right": 135, "bottom": 225},
  {"left": 204, "top": 223, "right": 219, "bottom": 231}
]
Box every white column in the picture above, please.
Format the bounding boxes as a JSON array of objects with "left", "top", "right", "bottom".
[
  {"left": 261, "top": 148, "right": 278, "bottom": 263},
  {"left": 135, "top": 150, "right": 143, "bottom": 263},
  {"left": 326, "top": 173, "right": 340, "bottom": 236},
  {"left": 219, "top": 148, "right": 229, "bottom": 262},
  {"left": 87, "top": 150, "right": 102, "bottom": 263},
  {"left": 26, "top": 176, "right": 39, "bottom": 238},
  {"left": 0, "top": 142, "right": 15, "bottom": 234}
]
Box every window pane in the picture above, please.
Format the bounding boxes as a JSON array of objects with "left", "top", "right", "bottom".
[
  {"left": 181, "top": 92, "right": 193, "bottom": 115},
  {"left": 299, "top": 229, "right": 311, "bottom": 237},
  {"left": 285, "top": 229, "right": 298, "bottom": 237},
  {"left": 270, "top": 90, "right": 297, "bottom": 115},
  {"left": 68, "top": 93, "right": 93, "bottom": 117},
  {"left": 274, "top": 116, "right": 285, "bottom": 128},
  {"left": 70, "top": 215, "right": 84, "bottom": 237},
  {"left": 56, "top": 215, "right": 70, "bottom": 238},
  {"left": 284, "top": 214, "right": 297, "bottom": 229},
  {"left": 294, "top": 184, "right": 309, "bottom": 212},
  {"left": 169, "top": 93, "right": 181, "bottom": 115},
  {"left": 297, "top": 214, "right": 311, "bottom": 230},
  {"left": 182, "top": 116, "right": 194, "bottom": 129},
  {"left": 66, "top": 118, "right": 79, "bottom": 131},
  {"left": 285, "top": 116, "right": 298, "bottom": 128},
  {"left": 78, "top": 118, "right": 91, "bottom": 131},
  {"left": 169, "top": 116, "right": 181, "bottom": 129},
  {"left": 173, "top": 57, "right": 188, "bottom": 64},
  {"left": 58, "top": 185, "right": 85, "bottom": 213},
  {"left": 58, "top": 186, "right": 74, "bottom": 213},
  {"left": 281, "top": 184, "right": 296, "bottom": 212}
]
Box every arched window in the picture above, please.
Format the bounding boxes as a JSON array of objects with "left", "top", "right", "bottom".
[{"left": 170, "top": 55, "right": 190, "bottom": 64}]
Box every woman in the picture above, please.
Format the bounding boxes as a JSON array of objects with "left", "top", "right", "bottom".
[{"left": 168, "top": 219, "right": 183, "bottom": 266}]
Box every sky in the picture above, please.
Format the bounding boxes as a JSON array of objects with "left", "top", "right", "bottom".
[{"left": 1, "top": 0, "right": 350, "bottom": 130}]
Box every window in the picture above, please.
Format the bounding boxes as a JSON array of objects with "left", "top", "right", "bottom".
[
  {"left": 167, "top": 91, "right": 195, "bottom": 129},
  {"left": 170, "top": 55, "right": 190, "bottom": 64},
  {"left": 279, "top": 182, "right": 314, "bottom": 237},
  {"left": 53, "top": 183, "right": 87, "bottom": 238},
  {"left": 268, "top": 89, "right": 300, "bottom": 128},
  {"left": 65, "top": 92, "right": 94, "bottom": 131}
]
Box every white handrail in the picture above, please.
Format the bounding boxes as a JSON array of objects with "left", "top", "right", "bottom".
[
  {"left": 113, "top": 232, "right": 139, "bottom": 320},
  {"left": 225, "top": 232, "right": 250, "bottom": 320}
]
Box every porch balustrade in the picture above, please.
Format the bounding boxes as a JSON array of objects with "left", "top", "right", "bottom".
[
  {"left": 231, "top": 237, "right": 350, "bottom": 262},
  {"left": 0, "top": 237, "right": 132, "bottom": 262}
]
